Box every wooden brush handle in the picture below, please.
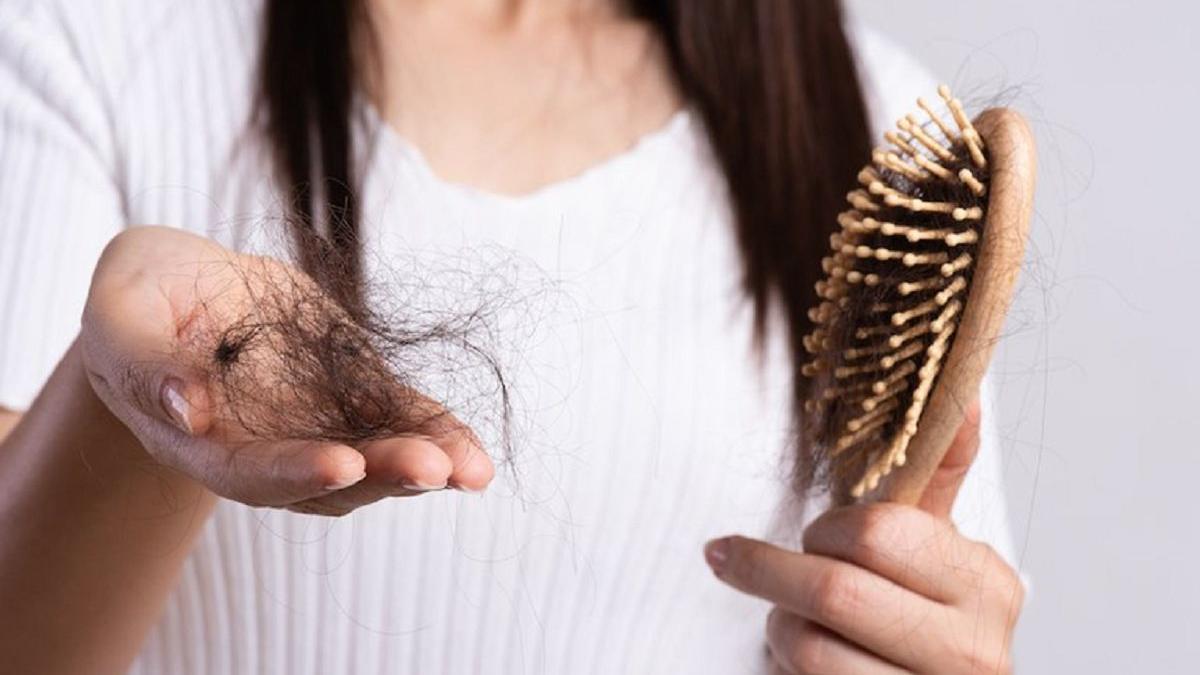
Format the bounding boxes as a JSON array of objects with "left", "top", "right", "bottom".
[{"left": 871, "top": 108, "right": 1037, "bottom": 506}]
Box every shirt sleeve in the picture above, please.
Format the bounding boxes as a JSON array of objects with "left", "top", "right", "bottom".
[
  {"left": 848, "top": 22, "right": 1021, "bottom": 569},
  {"left": 0, "top": 1, "right": 126, "bottom": 410}
]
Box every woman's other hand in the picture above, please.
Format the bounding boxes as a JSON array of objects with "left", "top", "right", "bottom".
[
  {"left": 705, "top": 401, "right": 1024, "bottom": 674},
  {"left": 79, "top": 226, "right": 493, "bottom": 515}
]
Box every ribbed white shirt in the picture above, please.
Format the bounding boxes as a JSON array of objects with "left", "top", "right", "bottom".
[{"left": 0, "top": 2, "right": 1016, "bottom": 673}]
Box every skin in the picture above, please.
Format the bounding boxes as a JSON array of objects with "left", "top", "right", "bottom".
[
  {"left": 705, "top": 402, "right": 1026, "bottom": 674},
  {"left": 0, "top": 0, "right": 1023, "bottom": 671},
  {"left": 365, "top": 0, "right": 680, "bottom": 194}
]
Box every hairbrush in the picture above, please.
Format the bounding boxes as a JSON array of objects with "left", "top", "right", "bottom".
[{"left": 801, "top": 86, "right": 1036, "bottom": 504}]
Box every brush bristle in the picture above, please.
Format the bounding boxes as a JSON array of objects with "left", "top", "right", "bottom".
[{"left": 802, "top": 86, "right": 991, "bottom": 499}]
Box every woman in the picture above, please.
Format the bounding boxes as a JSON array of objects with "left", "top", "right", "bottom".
[{"left": 0, "top": 0, "right": 1023, "bottom": 673}]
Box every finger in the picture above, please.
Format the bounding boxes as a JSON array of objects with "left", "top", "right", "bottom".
[
  {"left": 767, "top": 608, "right": 908, "bottom": 675},
  {"left": 918, "top": 397, "right": 981, "bottom": 519},
  {"left": 803, "top": 503, "right": 987, "bottom": 603},
  {"left": 705, "top": 536, "right": 948, "bottom": 671},
  {"left": 287, "top": 436, "right": 456, "bottom": 514},
  {"left": 80, "top": 297, "right": 215, "bottom": 442},
  {"left": 196, "top": 438, "right": 366, "bottom": 506},
  {"left": 404, "top": 396, "right": 494, "bottom": 492}
]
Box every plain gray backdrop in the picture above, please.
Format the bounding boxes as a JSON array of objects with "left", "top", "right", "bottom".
[{"left": 845, "top": 0, "right": 1199, "bottom": 672}]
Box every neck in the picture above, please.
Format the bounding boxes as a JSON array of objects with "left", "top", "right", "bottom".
[
  {"left": 372, "top": 0, "right": 622, "bottom": 28},
  {"left": 358, "top": 0, "right": 678, "bottom": 196}
]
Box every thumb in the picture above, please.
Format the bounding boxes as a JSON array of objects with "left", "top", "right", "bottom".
[
  {"left": 79, "top": 319, "right": 214, "bottom": 442},
  {"left": 156, "top": 374, "right": 213, "bottom": 437},
  {"left": 916, "top": 396, "right": 982, "bottom": 519},
  {"left": 91, "top": 350, "right": 214, "bottom": 442}
]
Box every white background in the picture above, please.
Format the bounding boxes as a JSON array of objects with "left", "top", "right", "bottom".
[{"left": 846, "top": 1, "right": 1200, "bottom": 671}]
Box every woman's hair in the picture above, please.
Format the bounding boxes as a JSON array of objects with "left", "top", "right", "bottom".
[{"left": 256, "top": 0, "right": 871, "bottom": 463}]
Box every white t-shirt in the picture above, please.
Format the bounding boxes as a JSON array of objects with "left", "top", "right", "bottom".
[{"left": 0, "top": 2, "right": 1017, "bottom": 673}]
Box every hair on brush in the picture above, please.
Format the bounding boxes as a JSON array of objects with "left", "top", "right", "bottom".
[{"left": 800, "top": 86, "right": 1036, "bottom": 504}]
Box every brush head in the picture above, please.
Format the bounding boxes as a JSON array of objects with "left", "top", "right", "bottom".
[{"left": 801, "top": 87, "right": 1035, "bottom": 503}]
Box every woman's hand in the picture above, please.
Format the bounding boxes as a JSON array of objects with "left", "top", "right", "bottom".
[
  {"left": 704, "top": 402, "right": 1024, "bottom": 674},
  {"left": 79, "top": 226, "right": 493, "bottom": 515}
]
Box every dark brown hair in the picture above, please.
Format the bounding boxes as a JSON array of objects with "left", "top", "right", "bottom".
[{"left": 257, "top": 0, "right": 871, "bottom": 450}]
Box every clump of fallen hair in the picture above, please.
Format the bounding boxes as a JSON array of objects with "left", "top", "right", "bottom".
[{"left": 176, "top": 247, "right": 514, "bottom": 458}]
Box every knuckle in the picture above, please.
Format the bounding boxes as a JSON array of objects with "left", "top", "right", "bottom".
[
  {"left": 998, "top": 567, "right": 1024, "bottom": 605},
  {"left": 858, "top": 504, "right": 909, "bottom": 547},
  {"left": 958, "top": 539, "right": 994, "bottom": 574},
  {"left": 989, "top": 547, "right": 1020, "bottom": 587},
  {"left": 978, "top": 544, "right": 1024, "bottom": 608},
  {"left": 844, "top": 504, "right": 916, "bottom": 564},
  {"left": 789, "top": 626, "right": 831, "bottom": 674},
  {"left": 975, "top": 541, "right": 1001, "bottom": 564},
  {"left": 812, "top": 567, "right": 861, "bottom": 623}
]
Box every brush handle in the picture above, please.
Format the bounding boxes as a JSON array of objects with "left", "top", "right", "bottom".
[{"left": 868, "top": 108, "right": 1037, "bottom": 506}]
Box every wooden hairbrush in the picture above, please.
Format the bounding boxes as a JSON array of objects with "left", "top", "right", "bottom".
[{"left": 801, "top": 86, "right": 1036, "bottom": 505}]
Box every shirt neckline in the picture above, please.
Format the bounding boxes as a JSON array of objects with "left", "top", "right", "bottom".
[{"left": 361, "top": 102, "right": 694, "bottom": 207}]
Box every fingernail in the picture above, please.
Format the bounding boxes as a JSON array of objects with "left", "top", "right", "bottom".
[
  {"left": 324, "top": 453, "right": 366, "bottom": 490},
  {"left": 451, "top": 483, "right": 485, "bottom": 495},
  {"left": 325, "top": 471, "right": 366, "bottom": 491},
  {"left": 401, "top": 480, "right": 448, "bottom": 492},
  {"left": 704, "top": 538, "right": 730, "bottom": 574},
  {"left": 160, "top": 378, "right": 193, "bottom": 435}
]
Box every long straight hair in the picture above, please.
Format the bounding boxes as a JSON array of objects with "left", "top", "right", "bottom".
[{"left": 257, "top": 0, "right": 872, "bottom": 463}]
